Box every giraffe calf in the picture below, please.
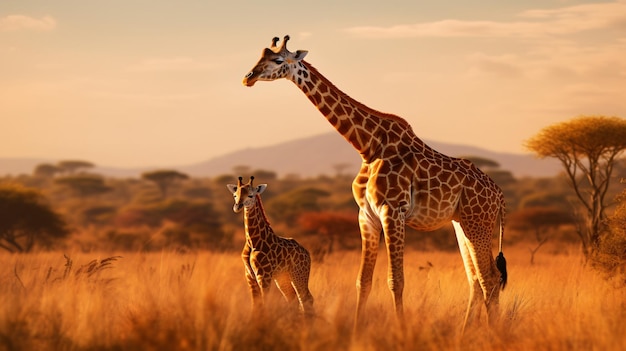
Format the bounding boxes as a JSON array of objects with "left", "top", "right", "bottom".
[{"left": 227, "top": 176, "right": 314, "bottom": 316}]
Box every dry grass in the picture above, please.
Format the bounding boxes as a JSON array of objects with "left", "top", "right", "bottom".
[{"left": 0, "top": 246, "right": 625, "bottom": 351}]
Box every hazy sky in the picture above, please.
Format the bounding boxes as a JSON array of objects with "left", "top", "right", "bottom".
[{"left": 1, "top": 0, "right": 625, "bottom": 168}]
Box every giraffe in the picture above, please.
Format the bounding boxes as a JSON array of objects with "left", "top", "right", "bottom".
[
  {"left": 242, "top": 35, "right": 507, "bottom": 331},
  {"left": 227, "top": 176, "right": 314, "bottom": 317}
]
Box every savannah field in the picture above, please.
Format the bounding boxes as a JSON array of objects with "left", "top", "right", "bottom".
[{"left": 1, "top": 244, "right": 625, "bottom": 351}]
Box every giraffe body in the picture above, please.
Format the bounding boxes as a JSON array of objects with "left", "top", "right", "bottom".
[
  {"left": 243, "top": 36, "right": 507, "bottom": 331},
  {"left": 227, "top": 177, "right": 314, "bottom": 316}
]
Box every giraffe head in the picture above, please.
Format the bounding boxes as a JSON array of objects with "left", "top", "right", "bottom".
[
  {"left": 226, "top": 176, "right": 268, "bottom": 213},
  {"left": 243, "top": 35, "right": 308, "bottom": 87}
]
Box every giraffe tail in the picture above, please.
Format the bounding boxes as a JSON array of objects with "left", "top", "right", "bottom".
[
  {"left": 495, "top": 196, "right": 507, "bottom": 290},
  {"left": 496, "top": 252, "right": 507, "bottom": 290}
]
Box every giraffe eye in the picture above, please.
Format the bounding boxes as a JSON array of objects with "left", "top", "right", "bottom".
[
  {"left": 248, "top": 195, "right": 254, "bottom": 198},
  {"left": 272, "top": 58, "right": 284, "bottom": 64}
]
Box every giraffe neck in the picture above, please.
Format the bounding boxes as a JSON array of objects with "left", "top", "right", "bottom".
[
  {"left": 289, "top": 60, "right": 419, "bottom": 161},
  {"left": 243, "top": 195, "right": 275, "bottom": 248}
]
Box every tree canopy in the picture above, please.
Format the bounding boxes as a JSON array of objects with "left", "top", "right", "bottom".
[
  {"left": 460, "top": 156, "right": 500, "bottom": 169},
  {"left": 33, "top": 163, "right": 61, "bottom": 178},
  {"left": 141, "top": 170, "right": 189, "bottom": 199},
  {"left": 0, "top": 185, "right": 68, "bottom": 252},
  {"left": 55, "top": 175, "right": 112, "bottom": 197},
  {"left": 525, "top": 115, "right": 626, "bottom": 257},
  {"left": 57, "top": 160, "right": 95, "bottom": 174},
  {"left": 526, "top": 116, "right": 626, "bottom": 160}
]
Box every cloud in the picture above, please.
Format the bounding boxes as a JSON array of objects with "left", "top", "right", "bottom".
[
  {"left": 345, "top": 1, "right": 626, "bottom": 38},
  {"left": 520, "top": 1, "right": 626, "bottom": 32},
  {"left": 0, "top": 15, "right": 57, "bottom": 32},
  {"left": 464, "top": 37, "right": 626, "bottom": 81},
  {"left": 127, "top": 57, "right": 216, "bottom": 72},
  {"left": 467, "top": 53, "right": 523, "bottom": 78},
  {"left": 346, "top": 20, "right": 529, "bottom": 38}
]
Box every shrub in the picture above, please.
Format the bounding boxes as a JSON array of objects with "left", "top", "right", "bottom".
[{"left": 592, "top": 189, "right": 626, "bottom": 280}]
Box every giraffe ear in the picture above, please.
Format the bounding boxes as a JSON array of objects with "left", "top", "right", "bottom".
[
  {"left": 256, "top": 184, "right": 268, "bottom": 194},
  {"left": 226, "top": 184, "right": 237, "bottom": 194},
  {"left": 293, "top": 50, "right": 308, "bottom": 60}
]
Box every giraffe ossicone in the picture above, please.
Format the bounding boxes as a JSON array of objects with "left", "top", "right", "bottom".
[
  {"left": 243, "top": 35, "right": 507, "bottom": 332},
  {"left": 227, "top": 176, "right": 314, "bottom": 317}
]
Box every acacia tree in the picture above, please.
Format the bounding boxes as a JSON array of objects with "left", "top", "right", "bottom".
[
  {"left": 459, "top": 156, "right": 500, "bottom": 169},
  {"left": 57, "top": 160, "right": 95, "bottom": 174},
  {"left": 0, "top": 185, "right": 68, "bottom": 252},
  {"left": 33, "top": 163, "right": 61, "bottom": 178},
  {"left": 141, "top": 170, "right": 189, "bottom": 199},
  {"left": 55, "top": 175, "right": 112, "bottom": 198},
  {"left": 526, "top": 116, "right": 626, "bottom": 258},
  {"left": 266, "top": 187, "right": 330, "bottom": 225},
  {"left": 332, "top": 162, "right": 354, "bottom": 178},
  {"left": 461, "top": 156, "right": 515, "bottom": 187}
]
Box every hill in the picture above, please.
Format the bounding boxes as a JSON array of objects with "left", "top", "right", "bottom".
[
  {"left": 0, "top": 133, "right": 560, "bottom": 179},
  {"left": 179, "top": 133, "right": 560, "bottom": 178}
]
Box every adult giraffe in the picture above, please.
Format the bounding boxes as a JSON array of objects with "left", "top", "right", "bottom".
[{"left": 242, "top": 35, "right": 507, "bottom": 330}]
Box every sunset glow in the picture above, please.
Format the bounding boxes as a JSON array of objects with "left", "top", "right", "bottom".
[{"left": 1, "top": 1, "right": 624, "bottom": 168}]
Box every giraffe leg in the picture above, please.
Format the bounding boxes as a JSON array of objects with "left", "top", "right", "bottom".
[
  {"left": 382, "top": 215, "right": 406, "bottom": 322},
  {"left": 290, "top": 258, "right": 315, "bottom": 317},
  {"left": 486, "top": 279, "right": 501, "bottom": 328},
  {"left": 355, "top": 209, "right": 382, "bottom": 327},
  {"left": 257, "top": 274, "right": 272, "bottom": 298},
  {"left": 291, "top": 281, "right": 315, "bottom": 318},
  {"left": 296, "top": 286, "right": 315, "bottom": 318},
  {"left": 253, "top": 265, "right": 273, "bottom": 312},
  {"left": 453, "top": 221, "right": 483, "bottom": 332},
  {"left": 455, "top": 221, "right": 502, "bottom": 330},
  {"left": 243, "top": 247, "right": 263, "bottom": 314},
  {"left": 474, "top": 244, "right": 501, "bottom": 328},
  {"left": 245, "top": 270, "right": 265, "bottom": 316},
  {"left": 274, "top": 272, "right": 298, "bottom": 304}
]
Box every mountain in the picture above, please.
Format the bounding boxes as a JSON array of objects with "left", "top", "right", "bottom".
[
  {"left": 0, "top": 133, "right": 560, "bottom": 179},
  {"left": 0, "top": 158, "right": 51, "bottom": 176},
  {"left": 178, "top": 133, "right": 560, "bottom": 178}
]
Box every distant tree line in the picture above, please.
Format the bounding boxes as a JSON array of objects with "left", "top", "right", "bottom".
[{"left": 1, "top": 115, "right": 625, "bottom": 275}]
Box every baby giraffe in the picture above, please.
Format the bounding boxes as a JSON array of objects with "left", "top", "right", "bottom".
[{"left": 227, "top": 176, "right": 314, "bottom": 316}]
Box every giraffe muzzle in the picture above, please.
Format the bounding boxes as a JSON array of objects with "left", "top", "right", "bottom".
[
  {"left": 242, "top": 71, "right": 257, "bottom": 87},
  {"left": 234, "top": 203, "right": 244, "bottom": 213}
]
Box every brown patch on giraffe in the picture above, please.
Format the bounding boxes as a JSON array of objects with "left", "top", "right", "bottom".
[
  {"left": 344, "top": 105, "right": 353, "bottom": 116},
  {"left": 363, "top": 118, "right": 377, "bottom": 132},
  {"left": 319, "top": 104, "right": 331, "bottom": 116},
  {"left": 325, "top": 94, "right": 337, "bottom": 107},
  {"left": 305, "top": 80, "right": 316, "bottom": 92},
  {"left": 333, "top": 104, "right": 346, "bottom": 116},
  {"left": 336, "top": 120, "right": 351, "bottom": 135}
]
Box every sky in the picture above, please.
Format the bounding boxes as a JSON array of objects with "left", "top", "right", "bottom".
[{"left": 1, "top": 0, "right": 625, "bottom": 169}]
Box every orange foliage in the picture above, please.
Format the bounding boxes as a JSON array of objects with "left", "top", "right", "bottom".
[{"left": 297, "top": 211, "right": 358, "bottom": 237}]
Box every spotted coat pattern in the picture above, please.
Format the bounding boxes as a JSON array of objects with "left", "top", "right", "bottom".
[
  {"left": 243, "top": 36, "right": 506, "bottom": 331},
  {"left": 227, "top": 177, "right": 314, "bottom": 316}
]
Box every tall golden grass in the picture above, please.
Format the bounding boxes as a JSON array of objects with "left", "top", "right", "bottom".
[{"left": 1, "top": 246, "right": 624, "bottom": 351}]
